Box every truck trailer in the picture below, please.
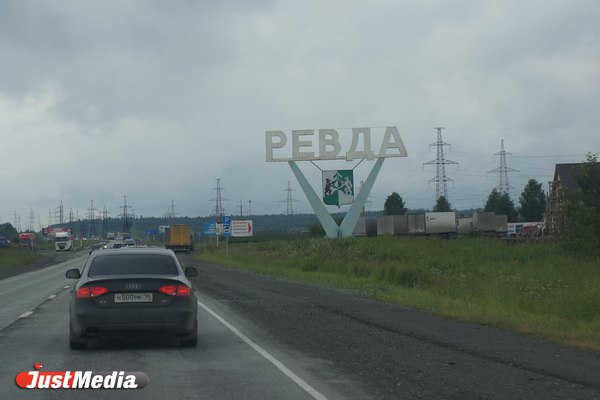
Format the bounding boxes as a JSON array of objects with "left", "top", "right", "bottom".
[{"left": 165, "top": 224, "right": 195, "bottom": 253}]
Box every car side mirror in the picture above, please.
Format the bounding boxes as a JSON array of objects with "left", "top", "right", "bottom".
[
  {"left": 65, "top": 269, "right": 81, "bottom": 279},
  {"left": 185, "top": 267, "right": 198, "bottom": 278}
]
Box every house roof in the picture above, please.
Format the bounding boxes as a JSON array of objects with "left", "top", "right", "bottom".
[{"left": 553, "top": 163, "right": 583, "bottom": 193}]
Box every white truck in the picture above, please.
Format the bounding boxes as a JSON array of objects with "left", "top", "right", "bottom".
[{"left": 55, "top": 230, "right": 73, "bottom": 251}]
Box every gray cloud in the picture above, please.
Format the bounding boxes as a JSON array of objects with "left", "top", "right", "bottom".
[{"left": 1, "top": 0, "right": 599, "bottom": 226}]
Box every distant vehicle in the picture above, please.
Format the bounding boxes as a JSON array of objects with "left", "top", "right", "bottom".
[
  {"left": 165, "top": 225, "right": 195, "bottom": 253},
  {"left": 0, "top": 236, "right": 10, "bottom": 248},
  {"left": 18, "top": 232, "right": 36, "bottom": 250},
  {"left": 55, "top": 230, "right": 73, "bottom": 251},
  {"left": 106, "top": 232, "right": 116, "bottom": 240},
  {"left": 109, "top": 241, "right": 123, "bottom": 249},
  {"left": 65, "top": 247, "right": 198, "bottom": 349},
  {"left": 88, "top": 241, "right": 108, "bottom": 255},
  {"left": 122, "top": 238, "right": 136, "bottom": 247}
]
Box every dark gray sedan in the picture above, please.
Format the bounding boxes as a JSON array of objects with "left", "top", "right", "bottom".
[{"left": 66, "top": 247, "right": 198, "bottom": 349}]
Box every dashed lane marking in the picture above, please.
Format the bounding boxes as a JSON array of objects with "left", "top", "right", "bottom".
[{"left": 18, "top": 311, "right": 34, "bottom": 319}]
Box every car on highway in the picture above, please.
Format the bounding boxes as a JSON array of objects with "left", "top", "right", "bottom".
[{"left": 66, "top": 247, "right": 198, "bottom": 349}]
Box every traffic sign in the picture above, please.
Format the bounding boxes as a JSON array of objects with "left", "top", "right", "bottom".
[{"left": 222, "top": 216, "right": 232, "bottom": 237}]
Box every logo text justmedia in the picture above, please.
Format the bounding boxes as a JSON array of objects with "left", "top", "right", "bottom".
[{"left": 16, "top": 363, "right": 148, "bottom": 389}]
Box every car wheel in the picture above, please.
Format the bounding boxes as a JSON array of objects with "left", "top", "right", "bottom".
[
  {"left": 69, "top": 323, "right": 87, "bottom": 350},
  {"left": 180, "top": 319, "right": 198, "bottom": 348}
]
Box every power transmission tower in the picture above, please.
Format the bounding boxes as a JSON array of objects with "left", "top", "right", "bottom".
[
  {"left": 101, "top": 205, "right": 109, "bottom": 238},
  {"left": 88, "top": 200, "right": 98, "bottom": 238},
  {"left": 423, "top": 127, "right": 458, "bottom": 202},
  {"left": 488, "top": 139, "right": 519, "bottom": 195},
  {"left": 167, "top": 199, "right": 177, "bottom": 220},
  {"left": 28, "top": 209, "right": 35, "bottom": 232},
  {"left": 281, "top": 181, "right": 298, "bottom": 215},
  {"left": 13, "top": 211, "right": 21, "bottom": 232},
  {"left": 47, "top": 209, "right": 53, "bottom": 228},
  {"left": 69, "top": 209, "right": 75, "bottom": 236},
  {"left": 120, "top": 196, "right": 132, "bottom": 233},
  {"left": 56, "top": 201, "right": 65, "bottom": 227},
  {"left": 211, "top": 178, "right": 228, "bottom": 218}
]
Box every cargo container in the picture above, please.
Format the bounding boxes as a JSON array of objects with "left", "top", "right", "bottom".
[
  {"left": 472, "top": 212, "right": 496, "bottom": 232},
  {"left": 425, "top": 212, "right": 456, "bottom": 236},
  {"left": 376, "top": 215, "right": 408, "bottom": 235},
  {"left": 494, "top": 214, "right": 508, "bottom": 236},
  {"left": 407, "top": 213, "right": 426, "bottom": 235},
  {"left": 165, "top": 224, "right": 195, "bottom": 253},
  {"left": 353, "top": 217, "right": 377, "bottom": 237}
]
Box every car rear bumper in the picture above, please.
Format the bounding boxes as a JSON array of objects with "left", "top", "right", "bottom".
[{"left": 70, "top": 301, "right": 197, "bottom": 337}]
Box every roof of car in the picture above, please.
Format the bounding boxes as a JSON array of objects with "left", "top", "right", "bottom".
[{"left": 92, "top": 247, "right": 176, "bottom": 257}]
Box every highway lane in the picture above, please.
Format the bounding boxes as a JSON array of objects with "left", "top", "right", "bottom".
[
  {"left": 0, "top": 252, "right": 87, "bottom": 331},
  {"left": 0, "top": 253, "right": 350, "bottom": 400}
]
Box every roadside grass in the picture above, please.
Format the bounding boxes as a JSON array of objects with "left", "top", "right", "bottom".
[
  {"left": 0, "top": 247, "right": 41, "bottom": 270},
  {"left": 198, "top": 236, "right": 600, "bottom": 351}
]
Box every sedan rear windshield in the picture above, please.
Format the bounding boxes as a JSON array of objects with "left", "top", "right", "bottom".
[{"left": 88, "top": 254, "right": 178, "bottom": 276}]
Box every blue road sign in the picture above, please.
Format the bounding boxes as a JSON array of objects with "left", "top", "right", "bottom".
[
  {"left": 204, "top": 222, "right": 218, "bottom": 236},
  {"left": 222, "top": 216, "right": 232, "bottom": 237}
]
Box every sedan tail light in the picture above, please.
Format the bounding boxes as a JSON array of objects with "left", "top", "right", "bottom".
[
  {"left": 159, "top": 285, "right": 191, "bottom": 297},
  {"left": 76, "top": 286, "right": 109, "bottom": 298}
]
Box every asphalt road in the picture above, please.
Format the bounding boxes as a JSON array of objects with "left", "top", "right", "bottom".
[{"left": 1, "top": 250, "right": 599, "bottom": 399}]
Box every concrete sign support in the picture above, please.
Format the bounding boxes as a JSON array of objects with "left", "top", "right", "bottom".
[
  {"left": 289, "top": 157, "right": 384, "bottom": 238},
  {"left": 267, "top": 126, "right": 407, "bottom": 238}
]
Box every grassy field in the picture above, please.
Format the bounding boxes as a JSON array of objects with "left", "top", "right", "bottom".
[
  {"left": 199, "top": 236, "right": 600, "bottom": 351},
  {"left": 0, "top": 247, "right": 41, "bottom": 270}
]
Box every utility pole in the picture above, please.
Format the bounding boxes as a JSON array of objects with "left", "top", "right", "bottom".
[
  {"left": 248, "top": 200, "right": 252, "bottom": 218},
  {"left": 423, "top": 127, "right": 458, "bottom": 202},
  {"left": 488, "top": 139, "right": 519, "bottom": 195}
]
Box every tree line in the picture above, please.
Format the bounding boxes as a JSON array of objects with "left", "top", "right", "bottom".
[{"left": 383, "top": 178, "right": 546, "bottom": 223}]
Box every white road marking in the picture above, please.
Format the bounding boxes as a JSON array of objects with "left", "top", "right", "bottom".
[
  {"left": 18, "top": 311, "right": 34, "bottom": 319},
  {"left": 197, "top": 300, "right": 328, "bottom": 400},
  {"left": 63, "top": 286, "right": 71, "bottom": 289},
  {"left": 48, "top": 294, "right": 57, "bottom": 300}
]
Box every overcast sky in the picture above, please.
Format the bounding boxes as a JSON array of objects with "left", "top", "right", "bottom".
[{"left": 1, "top": 0, "right": 599, "bottom": 229}]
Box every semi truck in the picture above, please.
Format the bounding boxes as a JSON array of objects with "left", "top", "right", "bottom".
[
  {"left": 165, "top": 224, "right": 195, "bottom": 253},
  {"left": 55, "top": 230, "right": 73, "bottom": 251},
  {"left": 18, "top": 232, "right": 36, "bottom": 250}
]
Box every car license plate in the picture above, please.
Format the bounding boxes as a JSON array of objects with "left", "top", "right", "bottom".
[{"left": 114, "top": 293, "right": 153, "bottom": 303}]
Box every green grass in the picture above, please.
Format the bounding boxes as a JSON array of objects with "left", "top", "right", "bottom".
[
  {"left": 0, "top": 247, "right": 42, "bottom": 270},
  {"left": 198, "top": 236, "right": 600, "bottom": 351}
]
